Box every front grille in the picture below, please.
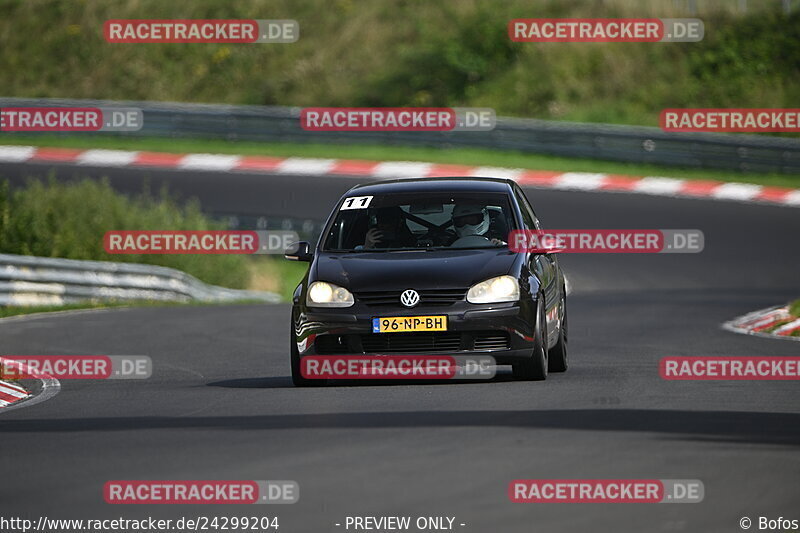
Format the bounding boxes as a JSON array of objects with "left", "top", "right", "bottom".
[
  {"left": 473, "top": 331, "right": 511, "bottom": 351},
  {"left": 360, "top": 332, "right": 462, "bottom": 354},
  {"left": 356, "top": 289, "right": 467, "bottom": 307},
  {"left": 317, "top": 330, "right": 510, "bottom": 355}
]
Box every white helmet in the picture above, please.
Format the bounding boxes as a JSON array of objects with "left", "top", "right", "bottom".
[{"left": 452, "top": 203, "right": 490, "bottom": 238}]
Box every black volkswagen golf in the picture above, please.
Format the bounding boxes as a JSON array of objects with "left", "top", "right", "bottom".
[{"left": 285, "top": 177, "right": 568, "bottom": 386}]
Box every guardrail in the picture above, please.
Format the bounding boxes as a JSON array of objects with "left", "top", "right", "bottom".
[
  {"left": 1, "top": 97, "right": 799, "bottom": 174},
  {"left": 0, "top": 253, "right": 280, "bottom": 306}
]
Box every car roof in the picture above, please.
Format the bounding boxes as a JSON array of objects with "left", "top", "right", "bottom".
[{"left": 348, "top": 177, "right": 515, "bottom": 195}]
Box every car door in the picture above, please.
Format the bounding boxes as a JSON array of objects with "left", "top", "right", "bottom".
[{"left": 513, "top": 185, "right": 560, "bottom": 346}]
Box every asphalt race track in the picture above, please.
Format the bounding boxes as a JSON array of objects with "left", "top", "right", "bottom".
[{"left": 1, "top": 161, "right": 799, "bottom": 532}]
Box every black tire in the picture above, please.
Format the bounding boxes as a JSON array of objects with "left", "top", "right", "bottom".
[
  {"left": 513, "top": 297, "right": 548, "bottom": 381},
  {"left": 548, "top": 291, "right": 568, "bottom": 373},
  {"left": 291, "top": 331, "right": 327, "bottom": 387}
]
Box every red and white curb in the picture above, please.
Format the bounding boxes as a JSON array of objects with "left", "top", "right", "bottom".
[
  {"left": 723, "top": 305, "right": 800, "bottom": 341},
  {"left": 0, "top": 355, "right": 60, "bottom": 412},
  {"left": 1, "top": 145, "right": 799, "bottom": 208},
  {"left": 0, "top": 379, "right": 30, "bottom": 408}
]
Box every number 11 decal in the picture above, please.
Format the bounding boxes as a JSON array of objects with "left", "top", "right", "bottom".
[{"left": 340, "top": 195, "right": 374, "bottom": 210}]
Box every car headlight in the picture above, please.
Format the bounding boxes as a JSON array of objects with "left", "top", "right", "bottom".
[
  {"left": 306, "top": 281, "right": 354, "bottom": 307},
  {"left": 467, "top": 275, "right": 519, "bottom": 304}
]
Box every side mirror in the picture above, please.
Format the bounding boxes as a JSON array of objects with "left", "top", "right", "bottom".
[{"left": 285, "top": 241, "right": 313, "bottom": 262}]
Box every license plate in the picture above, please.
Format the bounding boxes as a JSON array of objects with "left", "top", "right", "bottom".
[{"left": 372, "top": 316, "right": 448, "bottom": 333}]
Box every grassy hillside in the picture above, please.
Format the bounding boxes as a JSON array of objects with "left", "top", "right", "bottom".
[{"left": 1, "top": 0, "right": 798, "bottom": 126}]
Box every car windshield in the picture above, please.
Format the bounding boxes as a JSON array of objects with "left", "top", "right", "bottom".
[{"left": 322, "top": 191, "right": 517, "bottom": 252}]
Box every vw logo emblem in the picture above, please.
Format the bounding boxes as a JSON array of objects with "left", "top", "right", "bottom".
[{"left": 400, "top": 289, "right": 420, "bottom": 308}]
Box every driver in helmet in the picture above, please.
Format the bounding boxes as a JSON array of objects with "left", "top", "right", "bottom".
[
  {"left": 362, "top": 206, "right": 415, "bottom": 249},
  {"left": 450, "top": 203, "right": 506, "bottom": 246}
]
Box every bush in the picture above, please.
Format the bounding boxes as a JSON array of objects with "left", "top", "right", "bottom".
[{"left": 0, "top": 178, "right": 249, "bottom": 289}]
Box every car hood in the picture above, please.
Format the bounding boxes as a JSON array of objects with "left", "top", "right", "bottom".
[{"left": 313, "top": 249, "right": 519, "bottom": 291}]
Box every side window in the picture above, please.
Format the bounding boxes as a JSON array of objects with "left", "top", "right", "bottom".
[{"left": 513, "top": 187, "right": 540, "bottom": 230}]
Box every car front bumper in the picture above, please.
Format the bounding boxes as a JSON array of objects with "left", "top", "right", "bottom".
[{"left": 293, "top": 301, "right": 537, "bottom": 364}]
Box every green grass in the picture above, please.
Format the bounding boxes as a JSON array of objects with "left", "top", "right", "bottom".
[
  {"left": 269, "top": 261, "right": 308, "bottom": 303},
  {"left": 1, "top": 1, "right": 798, "bottom": 127},
  {"left": 2, "top": 134, "right": 799, "bottom": 188},
  {"left": 247, "top": 256, "right": 308, "bottom": 302}
]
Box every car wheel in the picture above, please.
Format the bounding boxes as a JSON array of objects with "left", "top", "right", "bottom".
[
  {"left": 291, "top": 330, "right": 328, "bottom": 387},
  {"left": 513, "top": 296, "right": 548, "bottom": 381},
  {"left": 548, "top": 291, "right": 568, "bottom": 373}
]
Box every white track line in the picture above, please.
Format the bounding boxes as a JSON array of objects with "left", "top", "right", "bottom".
[
  {"left": 372, "top": 161, "right": 433, "bottom": 178},
  {"left": 77, "top": 149, "right": 139, "bottom": 166},
  {"left": 0, "top": 145, "right": 36, "bottom": 162},
  {"left": 555, "top": 172, "right": 607, "bottom": 190},
  {"left": 711, "top": 182, "right": 763, "bottom": 201},
  {"left": 634, "top": 177, "right": 686, "bottom": 195},
  {"left": 178, "top": 153, "right": 241, "bottom": 171},
  {"left": 277, "top": 158, "right": 336, "bottom": 175},
  {"left": 470, "top": 166, "right": 524, "bottom": 180}
]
